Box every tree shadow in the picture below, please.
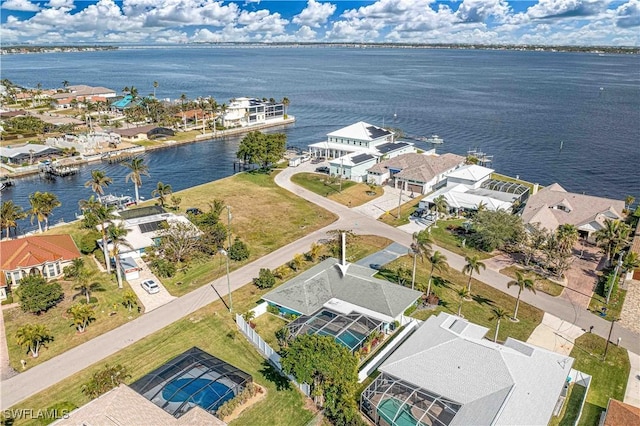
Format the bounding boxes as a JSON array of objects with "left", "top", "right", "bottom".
[
  {"left": 259, "top": 360, "right": 291, "bottom": 391},
  {"left": 472, "top": 294, "right": 495, "bottom": 307},
  {"left": 432, "top": 276, "right": 451, "bottom": 289}
]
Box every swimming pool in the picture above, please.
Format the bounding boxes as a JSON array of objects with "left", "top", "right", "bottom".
[
  {"left": 162, "top": 378, "right": 234, "bottom": 411},
  {"left": 377, "top": 398, "right": 426, "bottom": 426}
]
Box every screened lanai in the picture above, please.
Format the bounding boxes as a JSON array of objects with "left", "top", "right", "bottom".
[
  {"left": 361, "top": 373, "right": 462, "bottom": 426},
  {"left": 286, "top": 308, "right": 384, "bottom": 352},
  {"left": 130, "top": 347, "right": 252, "bottom": 418}
]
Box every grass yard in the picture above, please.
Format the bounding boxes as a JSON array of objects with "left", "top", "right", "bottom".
[
  {"left": 146, "top": 170, "right": 337, "bottom": 296},
  {"left": 428, "top": 219, "right": 492, "bottom": 260},
  {"left": 380, "top": 255, "right": 543, "bottom": 342},
  {"left": 290, "top": 172, "right": 381, "bottom": 207},
  {"left": 549, "top": 384, "right": 588, "bottom": 426},
  {"left": 252, "top": 313, "right": 288, "bottom": 351},
  {"left": 568, "top": 333, "right": 630, "bottom": 426},
  {"left": 588, "top": 273, "right": 626, "bottom": 321},
  {"left": 500, "top": 265, "right": 565, "bottom": 297},
  {"left": 378, "top": 196, "right": 423, "bottom": 226},
  {"left": 3, "top": 257, "right": 142, "bottom": 371}
]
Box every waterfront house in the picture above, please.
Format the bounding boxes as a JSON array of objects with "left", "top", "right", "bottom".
[
  {"left": 367, "top": 152, "right": 465, "bottom": 194},
  {"left": 0, "top": 143, "right": 61, "bottom": 165},
  {"left": 0, "top": 235, "right": 81, "bottom": 300},
  {"left": 521, "top": 183, "right": 625, "bottom": 242},
  {"left": 51, "top": 84, "right": 116, "bottom": 109},
  {"left": 309, "top": 121, "right": 399, "bottom": 159},
  {"left": 361, "top": 312, "right": 576, "bottom": 426},
  {"left": 113, "top": 125, "right": 174, "bottom": 142},
  {"left": 221, "top": 97, "right": 285, "bottom": 128}
]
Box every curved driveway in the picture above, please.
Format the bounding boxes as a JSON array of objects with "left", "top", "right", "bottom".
[{"left": 1, "top": 164, "right": 638, "bottom": 410}]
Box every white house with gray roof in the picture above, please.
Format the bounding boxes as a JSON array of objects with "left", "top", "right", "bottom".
[{"left": 361, "top": 312, "right": 574, "bottom": 426}]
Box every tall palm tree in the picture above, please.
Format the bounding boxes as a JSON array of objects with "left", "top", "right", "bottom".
[
  {"left": 123, "top": 157, "right": 150, "bottom": 204},
  {"left": 596, "top": 219, "right": 630, "bottom": 264},
  {"left": 432, "top": 195, "right": 448, "bottom": 219},
  {"left": 622, "top": 252, "right": 640, "bottom": 274},
  {"left": 457, "top": 288, "right": 470, "bottom": 317},
  {"left": 151, "top": 181, "right": 172, "bottom": 208},
  {"left": 80, "top": 197, "right": 115, "bottom": 273},
  {"left": 507, "top": 271, "right": 536, "bottom": 321},
  {"left": 153, "top": 81, "right": 158, "bottom": 99},
  {"left": 410, "top": 230, "right": 432, "bottom": 290},
  {"left": 15, "top": 324, "right": 53, "bottom": 358},
  {"left": 62, "top": 80, "right": 70, "bottom": 89},
  {"left": 462, "top": 255, "right": 486, "bottom": 294},
  {"left": 84, "top": 170, "right": 112, "bottom": 201},
  {"left": 489, "top": 307, "right": 508, "bottom": 342},
  {"left": 1, "top": 200, "right": 27, "bottom": 239},
  {"left": 556, "top": 224, "right": 579, "bottom": 254},
  {"left": 425, "top": 251, "right": 448, "bottom": 298},
  {"left": 28, "top": 192, "right": 61, "bottom": 232},
  {"left": 625, "top": 195, "right": 635, "bottom": 211},
  {"left": 281, "top": 97, "right": 290, "bottom": 117},
  {"left": 108, "top": 223, "right": 132, "bottom": 289}
]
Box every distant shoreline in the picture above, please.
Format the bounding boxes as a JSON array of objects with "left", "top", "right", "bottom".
[{"left": 2, "top": 43, "right": 637, "bottom": 55}]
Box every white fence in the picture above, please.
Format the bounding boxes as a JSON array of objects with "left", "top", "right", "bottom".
[{"left": 235, "top": 313, "right": 311, "bottom": 396}]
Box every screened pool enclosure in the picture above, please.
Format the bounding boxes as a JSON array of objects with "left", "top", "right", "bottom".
[
  {"left": 361, "top": 373, "right": 462, "bottom": 426},
  {"left": 286, "top": 308, "right": 384, "bottom": 352},
  {"left": 130, "top": 347, "right": 252, "bottom": 418}
]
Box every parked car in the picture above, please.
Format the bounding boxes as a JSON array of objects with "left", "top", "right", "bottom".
[
  {"left": 315, "top": 166, "right": 330, "bottom": 174},
  {"left": 141, "top": 279, "right": 160, "bottom": 294},
  {"left": 369, "top": 263, "right": 383, "bottom": 271}
]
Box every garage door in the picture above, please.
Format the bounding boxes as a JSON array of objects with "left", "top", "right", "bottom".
[
  {"left": 408, "top": 183, "right": 423, "bottom": 194},
  {"left": 634, "top": 268, "right": 640, "bottom": 281}
]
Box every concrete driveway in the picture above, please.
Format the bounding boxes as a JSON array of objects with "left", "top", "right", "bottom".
[
  {"left": 126, "top": 256, "right": 176, "bottom": 312},
  {"left": 354, "top": 185, "right": 415, "bottom": 219},
  {"left": 357, "top": 242, "right": 409, "bottom": 268}
]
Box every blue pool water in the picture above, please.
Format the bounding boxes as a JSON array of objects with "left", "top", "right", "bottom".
[
  {"left": 337, "top": 331, "right": 367, "bottom": 351},
  {"left": 162, "top": 378, "right": 234, "bottom": 411}
]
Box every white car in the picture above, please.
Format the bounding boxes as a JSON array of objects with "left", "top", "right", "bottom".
[{"left": 141, "top": 279, "right": 160, "bottom": 294}]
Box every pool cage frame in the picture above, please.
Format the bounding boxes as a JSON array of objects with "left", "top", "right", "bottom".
[
  {"left": 285, "top": 308, "right": 384, "bottom": 352},
  {"left": 481, "top": 179, "right": 530, "bottom": 200},
  {"left": 361, "top": 373, "right": 462, "bottom": 426},
  {"left": 130, "top": 347, "right": 252, "bottom": 418}
]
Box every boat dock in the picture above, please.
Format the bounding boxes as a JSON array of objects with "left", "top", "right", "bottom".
[{"left": 39, "top": 163, "right": 79, "bottom": 177}]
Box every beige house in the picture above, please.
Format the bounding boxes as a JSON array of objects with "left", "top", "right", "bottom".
[
  {"left": 367, "top": 152, "right": 465, "bottom": 194},
  {"left": 521, "top": 183, "right": 625, "bottom": 242}
]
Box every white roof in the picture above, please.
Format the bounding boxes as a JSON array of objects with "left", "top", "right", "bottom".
[
  {"left": 327, "top": 121, "right": 392, "bottom": 142},
  {"left": 117, "top": 213, "right": 199, "bottom": 252},
  {"left": 423, "top": 184, "right": 513, "bottom": 211},
  {"left": 446, "top": 164, "right": 494, "bottom": 182},
  {"left": 1, "top": 144, "right": 58, "bottom": 157},
  {"left": 380, "top": 313, "right": 573, "bottom": 426},
  {"left": 308, "top": 140, "right": 371, "bottom": 154}
]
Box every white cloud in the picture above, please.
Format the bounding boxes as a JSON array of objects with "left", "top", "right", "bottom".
[
  {"left": 237, "top": 9, "right": 288, "bottom": 33},
  {"left": 46, "top": 0, "right": 74, "bottom": 9},
  {"left": 294, "top": 25, "right": 317, "bottom": 40},
  {"left": 455, "top": 0, "right": 511, "bottom": 23},
  {"left": 1, "top": 0, "right": 40, "bottom": 12},
  {"left": 293, "top": 0, "right": 336, "bottom": 28},
  {"left": 615, "top": 0, "right": 640, "bottom": 28},
  {"left": 525, "top": 0, "right": 607, "bottom": 20},
  {"left": 141, "top": 1, "right": 239, "bottom": 28}
]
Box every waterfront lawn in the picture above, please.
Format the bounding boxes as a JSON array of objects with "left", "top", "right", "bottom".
[
  {"left": 500, "top": 265, "right": 564, "bottom": 297},
  {"left": 158, "top": 170, "right": 337, "bottom": 296},
  {"left": 569, "top": 333, "right": 630, "bottom": 426},
  {"left": 3, "top": 259, "right": 142, "bottom": 371},
  {"left": 382, "top": 255, "right": 542, "bottom": 342},
  {"left": 290, "top": 172, "right": 360, "bottom": 200},
  {"left": 378, "top": 196, "right": 423, "bottom": 226},
  {"left": 428, "top": 219, "right": 492, "bottom": 260}
]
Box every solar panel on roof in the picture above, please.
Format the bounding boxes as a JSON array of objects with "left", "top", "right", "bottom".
[
  {"left": 377, "top": 142, "right": 408, "bottom": 154},
  {"left": 351, "top": 154, "right": 374, "bottom": 164},
  {"left": 139, "top": 220, "right": 167, "bottom": 233},
  {"left": 366, "top": 126, "right": 391, "bottom": 139}
]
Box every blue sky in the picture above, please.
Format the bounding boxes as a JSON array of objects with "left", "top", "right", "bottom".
[{"left": 1, "top": 1, "right": 638, "bottom": 46}]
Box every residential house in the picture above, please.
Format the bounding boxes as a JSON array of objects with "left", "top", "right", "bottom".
[
  {"left": 309, "top": 121, "right": 397, "bottom": 159},
  {"left": 419, "top": 164, "right": 530, "bottom": 213},
  {"left": 329, "top": 153, "right": 377, "bottom": 182},
  {"left": 361, "top": 312, "right": 575, "bottom": 426},
  {"left": 221, "top": 97, "right": 284, "bottom": 128},
  {"left": 0, "top": 143, "right": 61, "bottom": 165},
  {"left": 600, "top": 399, "right": 640, "bottom": 426},
  {"left": 0, "top": 235, "right": 81, "bottom": 300},
  {"left": 112, "top": 125, "right": 174, "bottom": 142},
  {"left": 51, "top": 84, "right": 116, "bottom": 109},
  {"left": 521, "top": 183, "right": 625, "bottom": 242},
  {"left": 367, "top": 152, "right": 465, "bottom": 194}
]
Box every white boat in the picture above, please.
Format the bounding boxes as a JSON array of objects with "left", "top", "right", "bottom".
[
  {"left": 424, "top": 134, "right": 444, "bottom": 144},
  {"left": 100, "top": 194, "right": 135, "bottom": 209}
]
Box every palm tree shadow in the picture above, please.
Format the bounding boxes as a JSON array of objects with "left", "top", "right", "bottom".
[
  {"left": 432, "top": 276, "right": 451, "bottom": 289},
  {"left": 472, "top": 294, "right": 495, "bottom": 306},
  {"left": 259, "top": 360, "right": 291, "bottom": 391}
]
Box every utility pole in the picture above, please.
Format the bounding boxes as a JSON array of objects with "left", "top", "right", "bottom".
[
  {"left": 225, "top": 205, "right": 233, "bottom": 312},
  {"left": 603, "top": 318, "right": 617, "bottom": 361},
  {"left": 606, "top": 251, "right": 624, "bottom": 305},
  {"left": 397, "top": 184, "right": 403, "bottom": 218}
]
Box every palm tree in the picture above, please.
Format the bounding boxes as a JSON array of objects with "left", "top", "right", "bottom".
[
  {"left": 281, "top": 97, "right": 290, "bottom": 117},
  {"left": 15, "top": 324, "right": 53, "bottom": 358},
  {"left": 625, "top": 195, "right": 635, "bottom": 211},
  {"left": 1, "top": 200, "right": 27, "bottom": 239},
  {"left": 622, "top": 252, "right": 640, "bottom": 274},
  {"left": 84, "top": 170, "right": 112, "bottom": 201},
  {"left": 153, "top": 81, "right": 158, "bottom": 99},
  {"left": 108, "top": 223, "right": 132, "bottom": 289},
  {"left": 507, "top": 271, "right": 536, "bottom": 321},
  {"left": 457, "top": 287, "right": 470, "bottom": 317},
  {"left": 462, "top": 255, "right": 486, "bottom": 294},
  {"left": 425, "top": 251, "right": 448, "bottom": 298},
  {"left": 80, "top": 197, "right": 115, "bottom": 273},
  {"left": 122, "top": 290, "right": 138, "bottom": 312},
  {"left": 410, "top": 230, "right": 432, "bottom": 290},
  {"left": 62, "top": 80, "right": 70, "bottom": 89},
  {"left": 489, "top": 307, "right": 508, "bottom": 342},
  {"left": 556, "top": 224, "right": 579, "bottom": 254},
  {"left": 68, "top": 304, "right": 95, "bottom": 333},
  {"left": 432, "top": 195, "right": 448, "bottom": 219},
  {"left": 28, "top": 192, "right": 61, "bottom": 232},
  {"left": 151, "top": 181, "right": 172, "bottom": 207},
  {"left": 596, "top": 219, "right": 630, "bottom": 264},
  {"left": 123, "top": 157, "right": 150, "bottom": 204}
]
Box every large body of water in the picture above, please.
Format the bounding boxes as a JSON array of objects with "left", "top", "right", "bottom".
[{"left": 2, "top": 47, "right": 639, "bottom": 233}]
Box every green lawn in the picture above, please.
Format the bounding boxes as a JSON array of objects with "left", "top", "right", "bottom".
[
  {"left": 490, "top": 172, "right": 538, "bottom": 193},
  {"left": 569, "top": 333, "right": 630, "bottom": 426},
  {"left": 500, "top": 265, "right": 565, "bottom": 297},
  {"left": 252, "top": 313, "right": 288, "bottom": 351},
  {"left": 290, "top": 172, "right": 359, "bottom": 200},
  {"left": 549, "top": 384, "right": 588, "bottom": 426},
  {"left": 428, "top": 219, "right": 492, "bottom": 260},
  {"left": 378, "top": 196, "right": 424, "bottom": 226},
  {"left": 3, "top": 257, "right": 142, "bottom": 371},
  {"left": 381, "top": 255, "right": 542, "bottom": 342},
  {"left": 588, "top": 272, "right": 626, "bottom": 321}
]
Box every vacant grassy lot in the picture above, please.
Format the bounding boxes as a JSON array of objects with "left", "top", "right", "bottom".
[
  {"left": 8, "top": 235, "right": 391, "bottom": 426},
  {"left": 428, "top": 218, "right": 492, "bottom": 260},
  {"left": 569, "top": 333, "right": 630, "bottom": 426},
  {"left": 290, "top": 172, "right": 382, "bottom": 207},
  {"left": 381, "top": 255, "right": 543, "bottom": 342},
  {"left": 3, "top": 258, "right": 142, "bottom": 371},
  {"left": 500, "top": 265, "right": 564, "bottom": 297},
  {"left": 378, "top": 196, "right": 423, "bottom": 226}
]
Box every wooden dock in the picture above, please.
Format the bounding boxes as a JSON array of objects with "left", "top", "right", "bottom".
[{"left": 40, "top": 163, "right": 79, "bottom": 177}]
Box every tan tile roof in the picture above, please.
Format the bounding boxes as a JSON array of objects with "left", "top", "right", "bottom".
[
  {"left": 604, "top": 399, "right": 640, "bottom": 426},
  {"left": 521, "top": 183, "right": 625, "bottom": 232},
  {"left": 368, "top": 153, "right": 465, "bottom": 184},
  {"left": 0, "top": 235, "right": 80, "bottom": 272}
]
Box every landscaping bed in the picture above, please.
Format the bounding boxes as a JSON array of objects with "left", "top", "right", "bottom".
[{"left": 378, "top": 196, "right": 423, "bottom": 226}]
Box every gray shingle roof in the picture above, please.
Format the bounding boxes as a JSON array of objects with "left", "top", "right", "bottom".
[
  {"left": 262, "top": 258, "right": 421, "bottom": 319},
  {"left": 368, "top": 153, "right": 465, "bottom": 183}
]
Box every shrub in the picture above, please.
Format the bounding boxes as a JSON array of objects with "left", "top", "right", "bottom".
[
  {"left": 79, "top": 296, "right": 98, "bottom": 305},
  {"left": 149, "top": 257, "right": 176, "bottom": 278},
  {"left": 77, "top": 231, "right": 101, "bottom": 254},
  {"left": 228, "top": 237, "right": 250, "bottom": 261},
  {"left": 253, "top": 268, "right": 276, "bottom": 289},
  {"left": 94, "top": 249, "right": 105, "bottom": 265},
  {"left": 403, "top": 304, "right": 417, "bottom": 316},
  {"left": 1, "top": 295, "right": 14, "bottom": 305},
  {"left": 82, "top": 364, "right": 130, "bottom": 399},
  {"left": 17, "top": 275, "right": 64, "bottom": 315},
  {"left": 267, "top": 304, "right": 280, "bottom": 315},
  {"left": 215, "top": 383, "right": 259, "bottom": 420}
]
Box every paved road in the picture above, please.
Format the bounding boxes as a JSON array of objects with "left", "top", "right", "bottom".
[{"left": 2, "top": 162, "right": 639, "bottom": 409}]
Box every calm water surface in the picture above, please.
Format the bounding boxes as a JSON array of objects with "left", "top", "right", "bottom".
[{"left": 2, "top": 47, "right": 639, "bottom": 232}]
